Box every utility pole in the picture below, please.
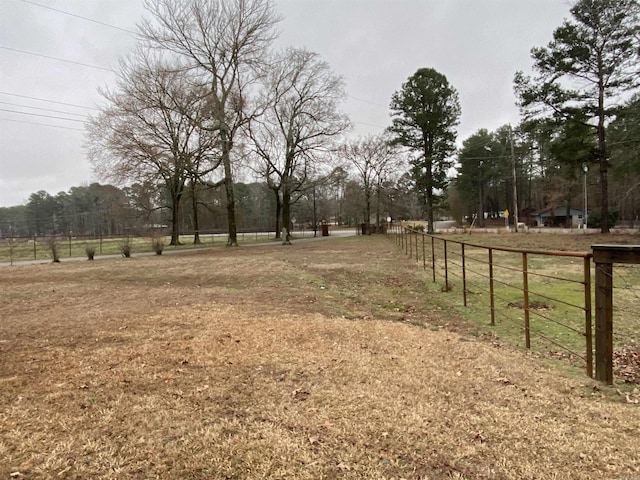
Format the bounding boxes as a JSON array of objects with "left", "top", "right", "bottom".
[{"left": 509, "top": 125, "right": 519, "bottom": 232}]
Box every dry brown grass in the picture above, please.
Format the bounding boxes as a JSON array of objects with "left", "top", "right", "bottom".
[{"left": 1, "top": 236, "right": 640, "bottom": 479}]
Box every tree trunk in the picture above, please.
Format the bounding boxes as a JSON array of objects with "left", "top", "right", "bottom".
[
  {"left": 375, "top": 180, "right": 381, "bottom": 231},
  {"left": 221, "top": 132, "right": 238, "bottom": 246},
  {"left": 273, "top": 188, "right": 281, "bottom": 239},
  {"left": 170, "top": 192, "right": 182, "bottom": 246},
  {"left": 191, "top": 181, "right": 201, "bottom": 245},
  {"left": 425, "top": 158, "right": 434, "bottom": 234},
  {"left": 365, "top": 184, "right": 371, "bottom": 235},
  {"left": 477, "top": 176, "right": 485, "bottom": 228},
  {"left": 598, "top": 78, "right": 609, "bottom": 233},
  {"left": 281, "top": 181, "right": 292, "bottom": 245}
]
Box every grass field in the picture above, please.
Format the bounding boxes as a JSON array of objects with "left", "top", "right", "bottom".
[
  {"left": 1, "top": 235, "right": 640, "bottom": 479},
  {"left": 0, "top": 231, "right": 320, "bottom": 264},
  {"left": 396, "top": 231, "right": 640, "bottom": 376}
]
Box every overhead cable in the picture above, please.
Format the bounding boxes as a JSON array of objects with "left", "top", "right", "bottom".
[
  {"left": 0, "top": 46, "right": 115, "bottom": 72},
  {"left": 0, "top": 91, "right": 99, "bottom": 110},
  {"left": 0, "top": 117, "right": 85, "bottom": 132},
  {"left": 21, "top": 0, "right": 137, "bottom": 35},
  {"left": 0, "top": 107, "right": 87, "bottom": 123},
  {"left": 0, "top": 101, "right": 89, "bottom": 118}
]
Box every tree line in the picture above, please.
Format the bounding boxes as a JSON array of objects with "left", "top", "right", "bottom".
[
  {"left": 0, "top": 175, "right": 424, "bottom": 239},
  {"left": 4, "top": 0, "right": 640, "bottom": 239}
]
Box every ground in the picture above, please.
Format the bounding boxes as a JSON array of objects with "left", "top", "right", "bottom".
[{"left": 1, "top": 235, "right": 640, "bottom": 479}]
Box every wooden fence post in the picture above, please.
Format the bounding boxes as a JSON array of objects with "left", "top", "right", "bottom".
[{"left": 592, "top": 245, "right": 640, "bottom": 384}]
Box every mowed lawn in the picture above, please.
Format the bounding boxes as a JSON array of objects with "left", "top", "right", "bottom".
[{"left": 1, "top": 236, "right": 639, "bottom": 479}]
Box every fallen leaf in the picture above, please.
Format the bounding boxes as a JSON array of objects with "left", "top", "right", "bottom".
[{"left": 292, "top": 389, "right": 310, "bottom": 401}]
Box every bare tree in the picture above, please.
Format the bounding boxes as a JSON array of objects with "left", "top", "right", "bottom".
[
  {"left": 139, "top": 0, "right": 280, "bottom": 246},
  {"left": 86, "top": 50, "right": 217, "bottom": 245},
  {"left": 247, "top": 48, "right": 350, "bottom": 244},
  {"left": 341, "top": 134, "right": 399, "bottom": 233}
]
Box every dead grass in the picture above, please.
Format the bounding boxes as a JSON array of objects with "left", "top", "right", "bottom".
[{"left": 1, "top": 236, "right": 640, "bottom": 479}]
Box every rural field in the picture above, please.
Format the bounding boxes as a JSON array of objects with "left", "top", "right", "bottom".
[{"left": 1, "top": 235, "right": 640, "bottom": 479}]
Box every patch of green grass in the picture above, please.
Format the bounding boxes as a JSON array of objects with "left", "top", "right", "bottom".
[
  {"left": 0, "top": 231, "right": 322, "bottom": 263},
  {"left": 389, "top": 231, "right": 640, "bottom": 376}
]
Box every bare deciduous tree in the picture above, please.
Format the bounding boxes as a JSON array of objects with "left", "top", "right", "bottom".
[
  {"left": 247, "top": 48, "right": 349, "bottom": 244},
  {"left": 139, "top": 0, "right": 281, "bottom": 246},
  {"left": 341, "top": 134, "right": 400, "bottom": 233},
  {"left": 86, "top": 50, "right": 217, "bottom": 245}
]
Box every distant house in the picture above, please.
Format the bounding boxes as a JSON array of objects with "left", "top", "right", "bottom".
[{"left": 533, "top": 207, "right": 586, "bottom": 227}]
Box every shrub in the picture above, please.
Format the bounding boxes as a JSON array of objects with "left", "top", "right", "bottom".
[
  {"left": 85, "top": 245, "right": 96, "bottom": 261},
  {"left": 587, "top": 210, "right": 619, "bottom": 229},
  {"left": 152, "top": 237, "right": 164, "bottom": 255},
  {"left": 47, "top": 237, "right": 60, "bottom": 263},
  {"left": 120, "top": 240, "right": 131, "bottom": 258}
]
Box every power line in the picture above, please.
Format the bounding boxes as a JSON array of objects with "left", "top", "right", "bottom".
[
  {"left": 21, "top": 0, "right": 138, "bottom": 35},
  {"left": 0, "top": 101, "right": 89, "bottom": 118},
  {"left": 0, "top": 117, "right": 84, "bottom": 132},
  {"left": 0, "top": 46, "right": 115, "bottom": 72},
  {"left": 0, "top": 108, "right": 87, "bottom": 123},
  {"left": 0, "top": 91, "right": 99, "bottom": 110},
  {"left": 348, "top": 95, "right": 388, "bottom": 109},
  {"left": 352, "top": 120, "right": 388, "bottom": 129}
]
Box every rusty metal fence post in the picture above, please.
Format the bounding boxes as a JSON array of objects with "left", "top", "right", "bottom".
[
  {"left": 461, "top": 243, "right": 467, "bottom": 307},
  {"left": 488, "top": 248, "right": 495, "bottom": 326},
  {"left": 584, "top": 255, "right": 593, "bottom": 378},
  {"left": 430, "top": 236, "right": 436, "bottom": 283},
  {"left": 522, "top": 252, "right": 530, "bottom": 349},
  {"left": 443, "top": 239, "right": 449, "bottom": 292}
]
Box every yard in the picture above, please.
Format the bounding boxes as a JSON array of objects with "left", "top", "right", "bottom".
[{"left": 1, "top": 235, "right": 639, "bottom": 479}]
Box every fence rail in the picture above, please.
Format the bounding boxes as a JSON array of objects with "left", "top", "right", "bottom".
[{"left": 387, "top": 225, "right": 640, "bottom": 383}]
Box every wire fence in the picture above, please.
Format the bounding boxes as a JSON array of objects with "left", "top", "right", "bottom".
[
  {"left": 390, "top": 225, "right": 595, "bottom": 377},
  {"left": 0, "top": 226, "right": 323, "bottom": 264},
  {"left": 610, "top": 265, "right": 640, "bottom": 345}
]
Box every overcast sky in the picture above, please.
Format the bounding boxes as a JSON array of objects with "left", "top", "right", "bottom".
[{"left": 0, "top": 0, "right": 573, "bottom": 208}]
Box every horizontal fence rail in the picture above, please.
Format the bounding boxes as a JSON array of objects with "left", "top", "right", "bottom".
[{"left": 389, "top": 224, "right": 595, "bottom": 378}]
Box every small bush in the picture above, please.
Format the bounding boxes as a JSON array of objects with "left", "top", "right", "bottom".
[
  {"left": 120, "top": 240, "right": 131, "bottom": 258},
  {"left": 47, "top": 237, "right": 60, "bottom": 263},
  {"left": 409, "top": 224, "right": 425, "bottom": 232},
  {"left": 152, "top": 237, "right": 164, "bottom": 255},
  {"left": 587, "top": 210, "right": 619, "bottom": 229},
  {"left": 85, "top": 245, "right": 96, "bottom": 261}
]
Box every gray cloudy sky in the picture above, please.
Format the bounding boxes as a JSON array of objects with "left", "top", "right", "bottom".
[{"left": 0, "top": 0, "right": 572, "bottom": 207}]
